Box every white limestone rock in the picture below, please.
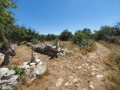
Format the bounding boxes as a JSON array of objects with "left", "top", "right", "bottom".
[
  {"left": 96, "top": 74, "right": 103, "bottom": 79},
  {"left": 0, "top": 68, "right": 19, "bottom": 90},
  {"left": 89, "top": 84, "right": 95, "bottom": 89},
  {"left": 34, "top": 65, "right": 47, "bottom": 75},
  {"left": 35, "top": 59, "right": 41, "bottom": 64}
]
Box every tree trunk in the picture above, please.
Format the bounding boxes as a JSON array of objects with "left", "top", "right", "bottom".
[{"left": 0, "top": 29, "right": 15, "bottom": 66}]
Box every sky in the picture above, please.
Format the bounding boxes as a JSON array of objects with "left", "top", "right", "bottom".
[{"left": 14, "top": 0, "right": 120, "bottom": 35}]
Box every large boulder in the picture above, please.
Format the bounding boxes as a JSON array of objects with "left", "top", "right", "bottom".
[
  {"left": 21, "top": 52, "right": 47, "bottom": 84},
  {"left": 0, "top": 68, "right": 20, "bottom": 90}
]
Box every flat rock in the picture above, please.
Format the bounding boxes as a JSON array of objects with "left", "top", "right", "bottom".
[
  {"left": 89, "top": 84, "right": 95, "bottom": 89},
  {"left": 34, "top": 65, "right": 47, "bottom": 75},
  {"left": 0, "top": 68, "right": 9, "bottom": 77}
]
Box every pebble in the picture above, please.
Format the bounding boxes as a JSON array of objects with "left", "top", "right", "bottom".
[
  {"left": 77, "top": 66, "right": 82, "bottom": 69},
  {"left": 68, "top": 76, "right": 74, "bottom": 81},
  {"left": 56, "top": 78, "right": 64, "bottom": 87},
  {"left": 91, "top": 72, "right": 96, "bottom": 75},
  {"left": 64, "top": 82, "right": 69, "bottom": 87},
  {"left": 89, "top": 84, "right": 95, "bottom": 89},
  {"left": 73, "top": 78, "right": 79, "bottom": 83},
  {"left": 96, "top": 74, "right": 103, "bottom": 79}
]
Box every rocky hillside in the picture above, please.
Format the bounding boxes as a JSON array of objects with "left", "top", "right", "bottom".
[{"left": 15, "top": 42, "right": 111, "bottom": 90}]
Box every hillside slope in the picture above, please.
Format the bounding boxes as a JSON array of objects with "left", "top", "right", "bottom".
[{"left": 16, "top": 42, "right": 110, "bottom": 90}]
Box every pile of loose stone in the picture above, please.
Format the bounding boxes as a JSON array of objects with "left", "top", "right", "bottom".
[
  {"left": 20, "top": 52, "right": 46, "bottom": 84},
  {"left": 0, "top": 52, "right": 46, "bottom": 90},
  {"left": 26, "top": 42, "right": 68, "bottom": 58}
]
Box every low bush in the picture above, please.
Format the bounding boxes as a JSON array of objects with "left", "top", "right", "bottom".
[
  {"left": 72, "top": 32, "right": 92, "bottom": 46},
  {"left": 5, "top": 66, "right": 25, "bottom": 76},
  {"left": 59, "top": 29, "right": 72, "bottom": 41},
  {"left": 109, "top": 37, "right": 120, "bottom": 44}
]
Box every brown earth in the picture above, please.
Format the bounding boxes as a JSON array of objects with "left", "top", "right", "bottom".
[{"left": 16, "top": 42, "right": 110, "bottom": 90}]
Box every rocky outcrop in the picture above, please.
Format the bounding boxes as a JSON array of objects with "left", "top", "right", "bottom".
[
  {"left": 33, "top": 44, "right": 68, "bottom": 58},
  {"left": 20, "top": 52, "right": 47, "bottom": 84},
  {"left": 0, "top": 68, "right": 20, "bottom": 90},
  {"left": 0, "top": 52, "right": 46, "bottom": 89},
  {"left": 26, "top": 43, "right": 68, "bottom": 58}
]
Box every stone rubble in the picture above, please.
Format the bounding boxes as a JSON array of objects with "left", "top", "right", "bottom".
[
  {"left": 0, "top": 68, "right": 20, "bottom": 90},
  {"left": 26, "top": 42, "right": 69, "bottom": 58},
  {"left": 20, "top": 52, "right": 47, "bottom": 84},
  {"left": 0, "top": 52, "right": 46, "bottom": 90}
]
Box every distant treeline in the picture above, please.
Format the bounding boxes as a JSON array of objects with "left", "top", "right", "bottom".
[{"left": 0, "top": 23, "right": 120, "bottom": 47}]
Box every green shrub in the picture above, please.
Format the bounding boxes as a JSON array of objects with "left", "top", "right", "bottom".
[
  {"left": 59, "top": 29, "right": 72, "bottom": 41},
  {"left": 30, "top": 39, "right": 38, "bottom": 45},
  {"left": 72, "top": 32, "right": 91, "bottom": 46},
  {"left": 5, "top": 66, "right": 25, "bottom": 76},
  {"left": 109, "top": 37, "right": 120, "bottom": 44}
]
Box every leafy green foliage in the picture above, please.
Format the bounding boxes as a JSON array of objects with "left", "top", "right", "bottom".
[
  {"left": 59, "top": 29, "right": 72, "bottom": 41},
  {"left": 82, "top": 28, "right": 92, "bottom": 37},
  {"left": 72, "top": 32, "right": 91, "bottom": 46},
  {"left": 0, "top": 0, "right": 17, "bottom": 31},
  {"left": 75, "top": 30, "right": 82, "bottom": 35},
  {"left": 109, "top": 37, "right": 120, "bottom": 44},
  {"left": 94, "top": 25, "right": 120, "bottom": 44},
  {"left": 38, "top": 34, "right": 47, "bottom": 42},
  {"left": 5, "top": 66, "right": 25, "bottom": 76},
  {"left": 46, "top": 34, "right": 57, "bottom": 41}
]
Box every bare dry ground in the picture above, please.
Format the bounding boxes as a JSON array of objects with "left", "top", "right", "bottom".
[
  {"left": 0, "top": 45, "right": 32, "bottom": 65},
  {"left": 14, "top": 42, "right": 111, "bottom": 90}
]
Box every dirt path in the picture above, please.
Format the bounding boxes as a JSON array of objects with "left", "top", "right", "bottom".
[{"left": 18, "top": 43, "right": 110, "bottom": 90}]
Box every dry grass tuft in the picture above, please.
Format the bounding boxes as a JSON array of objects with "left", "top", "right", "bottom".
[
  {"left": 79, "top": 42, "right": 97, "bottom": 55},
  {"left": 87, "top": 42, "right": 97, "bottom": 52},
  {"left": 101, "top": 40, "right": 120, "bottom": 90},
  {"left": 10, "top": 45, "right": 32, "bottom": 65},
  {"left": 106, "top": 72, "right": 120, "bottom": 90}
]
